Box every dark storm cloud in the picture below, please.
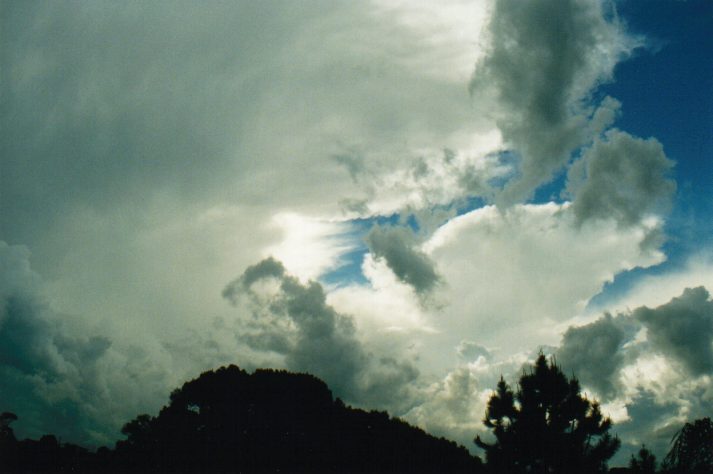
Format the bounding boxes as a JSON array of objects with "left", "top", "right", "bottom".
[
  {"left": 556, "top": 313, "right": 636, "bottom": 399},
  {"left": 470, "top": 0, "right": 633, "bottom": 204},
  {"left": 223, "top": 258, "right": 420, "bottom": 413},
  {"left": 366, "top": 225, "right": 440, "bottom": 294},
  {"left": 634, "top": 286, "right": 713, "bottom": 375},
  {"left": 0, "top": 242, "right": 114, "bottom": 443},
  {"left": 566, "top": 130, "right": 676, "bottom": 226},
  {"left": 614, "top": 391, "right": 683, "bottom": 464}
]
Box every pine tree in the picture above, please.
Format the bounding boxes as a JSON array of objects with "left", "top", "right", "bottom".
[
  {"left": 475, "top": 354, "right": 619, "bottom": 474},
  {"left": 629, "top": 445, "right": 657, "bottom": 474}
]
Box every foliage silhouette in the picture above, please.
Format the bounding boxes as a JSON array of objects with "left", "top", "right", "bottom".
[
  {"left": 475, "top": 353, "right": 620, "bottom": 474},
  {"left": 629, "top": 445, "right": 657, "bottom": 474},
  {"left": 1, "top": 365, "right": 483, "bottom": 473},
  {"left": 111, "top": 365, "right": 482, "bottom": 473},
  {"left": 662, "top": 417, "right": 713, "bottom": 474},
  {"left": 0, "top": 412, "right": 97, "bottom": 473}
]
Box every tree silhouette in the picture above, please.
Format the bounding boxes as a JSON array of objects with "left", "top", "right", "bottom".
[
  {"left": 475, "top": 353, "right": 620, "bottom": 474},
  {"left": 111, "top": 365, "right": 483, "bottom": 473},
  {"left": 0, "top": 412, "right": 19, "bottom": 470},
  {"left": 0, "top": 411, "right": 18, "bottom": 441},
  {"left": 662, "top": 417, "right": 713, "bottom": 473},
  {"left": 629, "top": 445, "right": 657, "bottom": 474}
]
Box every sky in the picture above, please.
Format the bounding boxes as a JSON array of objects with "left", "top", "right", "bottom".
[{"left": 1, "top": 0, "right": 712, "bottom": 465}]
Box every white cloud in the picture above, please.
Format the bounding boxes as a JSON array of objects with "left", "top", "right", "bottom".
[
  {"left": 327, "top": 254, "right": 435, "bottom": 336},
  {"left": 422, "top": 204, "right": 664, "bottom": 359},
  {"left": 405, "top": 366, "right": 489, "bottom": 449},
  {"left": 596, "top": 253, "right": 713, "bottom": 313},
  {"left": 370, "top": 0, "right": 492, "bottom": 83},
  {"left": 266, "top": 213, "right": 356, "bottom": 282}
]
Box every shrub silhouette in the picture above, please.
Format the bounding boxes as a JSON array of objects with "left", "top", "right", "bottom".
[{"left": 475, "top": 353, "right": 620, "bottom": 474}]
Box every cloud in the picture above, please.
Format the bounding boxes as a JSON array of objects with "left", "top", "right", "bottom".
[
  {"left": 0, "top": 243, "right": 66, "bottom": 377},
  {"left": 0, "top": 242, "right": 114, "bottom": 443},
  {"left": 334, "top": 134, "right": 506, "bottom": 217},
  {"left": 457, "top": 341, "right": 492, "bottom": 362},
  {"left": 0, "top": 1, "right": 497, "bottom": 368},
  {"left": 366, "top": 225, "right": 441, "bottom": 294},
  {"left": 547, "top": 288, "right": 713, "bottom": 463},
  {"left": 405, "top": 366, "right": 490, "bottom": 451},
  {"left": 325, "top": 254, "right": 435, "bottom": 343},
  {"left": 1, "top": 1, "right": 707, "bottom": 465},
  {"left": 223, "top": 258, "right": 421, "bottom": 414},
  {"left": 607, "top": 351, "right": 713, "bottom": 465},
  {"left": 634, "top": 286, "right": 713, "bottom": 375},
  {"left": 589, "top": 252, "right": 713, "bottom": 315},
  {"left": 566, "top": 130, "right": 676, "bottom": 226},
  {"left": 613, "top": 390, "right": 684, "bottom": 464},
  {"left": 421, "top": 203, "right": 664, "bottom": 360},
  {"left": 470, "top": 0, "right": 637, "bottom": 203},
  {"left": 556, "top": 313, "right": 635, "bottom": 399},
  {"left": 0, "top": 241, "right": 232, "bottom": 447},
  {"left": 265, "top": 213, "right": 356, "bottom": 282}
]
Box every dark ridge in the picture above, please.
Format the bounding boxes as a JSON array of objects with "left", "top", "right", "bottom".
[{"left": 0, "top": 365, "right": 483, "bottom": 473}]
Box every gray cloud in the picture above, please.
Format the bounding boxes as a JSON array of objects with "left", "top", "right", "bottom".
[
  {"left": 470, "top": 0, "right": 635, "bottom": 204},
  {"left": 634, "top": 286, "right": 713, "bottom": 375},
  {"left": 0, "top": 1, "right": 701, "bottom": 463},
  {"left": 566, "top": 130, "right": 676, "bottom": 226},
  {"left": 333, "top": 152, "right": 366, "bottom": 183},
  {"left": 1, "top": 0, "right": 489, "bottom": 254},
  {"left": 366, "top": 225, "right": 440, "bottom": 294},
  {"left": 613, "top": 391, "right": 684, "bottom": 466},
  {"left": 548, "top": 288, "right": 713, "bottom": 464},
  {"left": 556, "top": 287, "right": 713, "bottom": 398},
  {"left": 0, "top": 242, "right": 115, "bottom": 443},
  {"left": 557, "top": 313, "right": 637, "bottom": 399},
  {"left": 2, "top": 2, "right": 290, "bottom": 237},
  {"left": 456, "top": 341, "right": 492, "bottom": 362},
  {"left": 223, "top": 258, "right": 421, "bottom": 413},
  {"left": 405, "top": 366, "right": 484, "bottom": 450},
  {"left": 0, "top": 241, "right": 222, "bottom": 447}
]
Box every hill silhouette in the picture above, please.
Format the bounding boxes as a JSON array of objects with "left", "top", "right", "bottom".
[{"left": 1, "top": 365, "right": 482, "bottom": 473}]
